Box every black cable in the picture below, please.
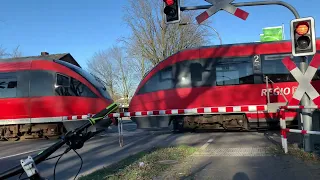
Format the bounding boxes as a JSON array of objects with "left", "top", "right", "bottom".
[
  {"left": 73, "top": 149, "right": 83, "bottom": 180},
  {"left": 44, "top": 153, "right": 65, "bottom": 161},
  {"left": 18, "top": 171, "right": 24, "bottom": 179},
  {"left": 19, "top": 177, "right": 30, "bottom": 180},
  {"left": 53, "top": 153, "right": 65, "bottom": 180}
]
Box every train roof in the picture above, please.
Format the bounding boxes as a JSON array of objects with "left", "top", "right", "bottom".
[{"left": 0, "top": 52, "right": 81, "bottom": 68}]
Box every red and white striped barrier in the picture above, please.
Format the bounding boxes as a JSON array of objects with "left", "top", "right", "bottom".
[
  {"left": 107, "top": 105, "right": 266, "bottom": 118},
  {"left": 279, "top": 107, "right": 320, "bottom": 153},
  {"left": 0, "top": 105, "right": 268, "bottom": 125},
  {"left": 284, "top": 128, "right": 320, "bottom": 135},
  {"left": 63, "top": 105, "right": 266, "bottom": 120},
  {"left": 280, "top": 105, "right": 320, "bottom": 110},
  {"left": 63, "top": 114, "right": 95, "bottom": 120}
]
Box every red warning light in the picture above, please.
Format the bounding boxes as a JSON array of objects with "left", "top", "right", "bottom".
[
  {"left": 164, "top": 0, "right": 174, "bottom": 6},
  {"left": 295, "top": 21, "right": 309, "bottom": 35}
]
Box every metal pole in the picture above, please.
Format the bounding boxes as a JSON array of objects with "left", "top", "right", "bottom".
[
  {"left": 300, "top": 57, "right": 313, "bottom": 152},
  {"left": 180, "top": 1, "right": 300, "bottom": 19},
  {"left": 282, "top": 23, "right": 285, "bottom": 40},
  {"left": 266, "top": 76, "right": 270, "bottom": 103}
]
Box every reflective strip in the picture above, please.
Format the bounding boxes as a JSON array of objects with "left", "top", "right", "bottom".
[
  {"left": 218, "top": 107, "right": 226, "bottom": 113},
  {"left": 184, "top": 108, "right": 197, "bottom": 114},
  {"left": 248, "top": 106, "right": 257, "bottom": 111},
  {"left": 204, "top": 107, "right": 212, "bottom": 113},
  {"left": 171, "top": 109, "right": 178, "bottom": 114},
  {"left": 159, "top": 110, "right": 166, "bottom": 115},
  {"left": 233, "top": 106, "right": 241, "bottom": 112}
]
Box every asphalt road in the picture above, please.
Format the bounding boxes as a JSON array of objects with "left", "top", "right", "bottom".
[{"left": 1, "top": 126, "right": 319, "bottom": 180}]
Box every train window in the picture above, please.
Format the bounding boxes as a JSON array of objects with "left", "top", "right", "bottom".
[
  {"left": 190, "top": 63, "right": 203, "bottom": 82},
  {"left": 54, "top": 60, "right": 112, "bottom": 100},
  {"left": 160, "top": 66, "right": 173, "bottom": 80},
  {"left": 69, "top": 78, "right": 98, "bottom": 98},
  {"left": 138, "top": 66, "right": 174, "bottom": 94},
  {"left": 261, "top": 54, "right": 314, "bottom": 83},
  {"left": 56, "top": 74, "right": 70, "bottom": 87},
  {"left": 175, "top": 59, "right": 216, "bottom": 88},
  {"left": 216, "top": 57, "right": 254, "bottom": 86},
  {"left": 0, "top": 76, "right": 17, "bottom": 98},
  {"left": 30, "top": 71, "right": 55, "bottom": 97}
]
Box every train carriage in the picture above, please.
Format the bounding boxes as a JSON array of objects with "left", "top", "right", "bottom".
[
  {"left": 129, "top": 39, "right": 320, "bottom": 131},
  {"left": 0, "top": 52, "right": 113, "bottom": 140}
]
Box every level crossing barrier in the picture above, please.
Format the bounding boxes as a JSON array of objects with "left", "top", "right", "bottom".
[
  {"left": 63, "top": 105, "right": 267, "bottom": 147},
  {"left": 279, "top": 106, "right": 320, "bottom": 153}
]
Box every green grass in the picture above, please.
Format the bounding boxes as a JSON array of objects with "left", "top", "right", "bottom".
[
  {"left": 287, "top": 144, "right": 320, "bottom": 162},
  {"left": 78, "top": 145, "right": 197, "bottom": 180},
  {"left": 267, "top": 144, "right": 320, "bottom": 162}
]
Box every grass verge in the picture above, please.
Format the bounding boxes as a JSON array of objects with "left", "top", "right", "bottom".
[
  {"left": 78, "top": 145, "right": 197, "bottom": 180},
  {"left": 268, "top": 144, "right": 320, "bottom": 162}
]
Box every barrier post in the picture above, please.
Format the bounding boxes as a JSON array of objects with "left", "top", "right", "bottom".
[
  {"left": 280, "top": 109, "right": 288, "bottom": 153},
  {"left": 118, "top": 118, "right": 124, "bottom": 147}
]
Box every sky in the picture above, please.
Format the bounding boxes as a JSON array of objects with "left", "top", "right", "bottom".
[{"left": 0, "top": 0, "right": 319, "bottom": 69}]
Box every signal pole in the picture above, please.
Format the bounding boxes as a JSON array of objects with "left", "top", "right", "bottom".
[
  {"left": 300, "top": 57, "right": 313, "bottom": 152},
  {"left": 290, "top": 17, "right": 316, "bottom": 152}
]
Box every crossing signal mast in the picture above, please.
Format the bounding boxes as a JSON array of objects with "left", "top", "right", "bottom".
[
  {"left": 290, "top": 17, "right": 316, "bottom": 57},
  {"left": 163, "top": 0, "right": 181, "bottom": 24}
]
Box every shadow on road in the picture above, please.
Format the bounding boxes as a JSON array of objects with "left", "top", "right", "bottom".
[{"left": 233, "top": 172, "right": 250, "bottom": 180}]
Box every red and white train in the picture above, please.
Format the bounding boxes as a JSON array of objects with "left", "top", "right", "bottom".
[
  {"left": 0, "top": 52, "right": 113, "bottom": 140},
  {"left": 129, "top": 39, "right": 320, "bottom": 131}
]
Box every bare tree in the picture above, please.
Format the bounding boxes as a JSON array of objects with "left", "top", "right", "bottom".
[
  {"left": 109, "top": 46, "right": 136, "bottom": 104},
  {"left": 121, "top": 0, "right": 213, "bottom": 67},
  {"left": 0, "top": 45, "right": 23, "bottom": 59},
  {"left": 86, "top": 50, "right": 119, "bottom": 100},
  {"left": 0, "top": 46, "right": 9, "bottom": 58},
  {"left": 11, "top": 45, "right": 23, "bottom": 58},
  {"left": 87, "top": 46, "right": 136, "bottom": 103}
]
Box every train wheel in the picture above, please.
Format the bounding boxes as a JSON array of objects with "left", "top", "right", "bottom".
[
  {"left": 241, "top": 119, "right": 250, "bottom": 131},
  {"left": 172, "top": 117, "right": 184, "bottom": 133}
]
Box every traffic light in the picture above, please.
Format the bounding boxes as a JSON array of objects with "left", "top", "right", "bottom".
[
  {"left": 290, "top": 17, "right": 316, "bottom": 57},
  {"left": 163, "top": 0, "right": 180, "bottom": 24}
]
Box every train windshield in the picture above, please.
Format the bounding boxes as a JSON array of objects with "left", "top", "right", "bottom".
[{"left": 54, "top": 60, "right": 112, "bottom": 100}]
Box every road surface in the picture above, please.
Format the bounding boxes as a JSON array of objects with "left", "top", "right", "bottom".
[{"left": 1, "top": 127, "right": 319, "bottom": 180}]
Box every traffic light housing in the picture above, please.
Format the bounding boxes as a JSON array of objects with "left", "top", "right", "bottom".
[
  {"left": 163, "top": 0, "right": 180, "bottom": 24},
  {"left": 290, "top": 17, "right": 316, "bottom": 57}
]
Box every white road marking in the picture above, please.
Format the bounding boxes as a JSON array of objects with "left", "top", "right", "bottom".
[
  {"left": 200, "top": 138, "right": 214, "bottom": 150},
  {"left": 0, "top": 147, "right": 50, "bottom": 160}
]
